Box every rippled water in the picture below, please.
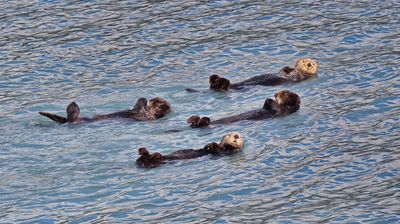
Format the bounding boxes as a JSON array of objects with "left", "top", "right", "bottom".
[{"left": 1, "top": 1, "right": 399, "bottom": 223}]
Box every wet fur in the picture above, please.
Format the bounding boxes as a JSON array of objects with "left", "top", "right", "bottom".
[
  {"left": 209, "top": 58, "right": 318, "bottom": 91},
  {"left": 136, "top": 132, "right": 244, "bottom": 168},
  {"left": 39, "top": 97, "right": 171, "bottom": 124},
  {"left": 188, "top": 90, "right": 300, "bottom": 128}
]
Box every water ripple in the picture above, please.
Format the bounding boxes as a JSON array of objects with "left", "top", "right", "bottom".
[{"left": 1, "top": 0, "right": 400, "bottom": 223}]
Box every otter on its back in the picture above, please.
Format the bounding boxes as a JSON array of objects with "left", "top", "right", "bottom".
[
  {"left": 39, "top": 97, "right": 171, "bottom": 124},
  {"left": 136, "top": 132, "right": 245, "bottom": 168},
  {"left": 209, "top": 58, "right": 318, "bottom": 91},
  {"left": 187, "top": 90, "right": 301, "bottom": 128}
]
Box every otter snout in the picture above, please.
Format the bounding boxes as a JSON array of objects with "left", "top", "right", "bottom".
[{"left": 295, "top": 58, "right": 318, "bottom": 76}]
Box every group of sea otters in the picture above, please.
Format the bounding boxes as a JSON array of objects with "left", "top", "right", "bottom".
[{"left": 40, "top": 58, "right": 318, "bottom": 168}]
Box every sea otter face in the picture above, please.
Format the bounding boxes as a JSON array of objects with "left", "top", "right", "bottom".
[
  {"left": 274, "top": 90, "right": 301, "bottom": 107},
  {"left": 295, "top": 58, "right": 318, "bottom": 77},
  {"left": 147, "top": 97, "right": 172, "bottom": 118},
  {"left": 220, "top": 132, "right": 244, "bottom": 151}
]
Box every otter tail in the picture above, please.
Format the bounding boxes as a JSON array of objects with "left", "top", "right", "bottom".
[
  {"left": 39, "top": 112, "right": 67, "bottom": 124},
  {"left": 39, "top": 102, "right": 81, "bottom": 124},
  {"left": 185, "top": 88, "right": 200, "bottom": 93}
]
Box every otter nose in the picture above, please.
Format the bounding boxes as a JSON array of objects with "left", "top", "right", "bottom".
[
  {"left": 234, "top": 134, "right": 239, "bottom": 139},
  {"left": 307, "top": 63, "right": 312, "bottom": 67}
]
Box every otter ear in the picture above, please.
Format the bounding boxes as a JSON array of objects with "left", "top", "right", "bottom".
[
  {"left": 66, "top": 102, "right": 80, "bottom": 123},
  {"left": 39, "top": 112, "right": 68, "bottom": 124},
  {"left": 134, "top": 98, "right": 147, "bottom": 110}
]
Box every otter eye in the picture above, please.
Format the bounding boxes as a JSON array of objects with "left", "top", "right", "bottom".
[{"left": 307, "top": 63, "right": 312, "bottom": 67}]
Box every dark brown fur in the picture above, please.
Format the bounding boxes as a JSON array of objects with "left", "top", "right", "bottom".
[
  {"left": 188, "top": 90, "right": 300, "bottom": 128},
  {"left": 209, "top": 59, "right": 318, "bottom": 91},
  {"left": 39, "top": 97, "right": 171, "bottom": 124},
  {"left": 136, "top": 134, "right": 243, "bottom": 168}
]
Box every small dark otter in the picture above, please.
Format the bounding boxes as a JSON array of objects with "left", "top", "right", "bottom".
[
  {"left": 136, "top": 132, "right": 244, "bottom": 168},
  {"left": 187, "top": 90, "right": 300, "bottom": 128},
  {"left": 39, "top": 97, "right": 171, "bottom": 124},
  {"left": 209, "top": 58, "right": 318, "bottom": 91}
]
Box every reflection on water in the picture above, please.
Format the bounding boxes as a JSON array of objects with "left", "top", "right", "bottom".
[{"left": 1, "top": 1, "right": 399, "bottom": 223}]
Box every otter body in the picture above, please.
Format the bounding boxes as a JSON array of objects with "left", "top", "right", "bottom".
[
  {"left": 229, "top": 73, "right": 289, "bottom": 89},
  {"left": 39, "top": 97, "right": 171, "bottom": 124},
  {"left": 136, "top": 132, "right": 244, "bottom": 168},
  {"left": 188, "top": 90, "right": 300, "bottom": 128},
  {"left": 210, "top": 109, "right": 277, "bottom": 124},
  {"left": 209, "top": 58, "right": 318, "bottom": 91}
]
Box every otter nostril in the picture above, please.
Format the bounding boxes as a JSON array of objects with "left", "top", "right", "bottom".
[{"left": 307, "top": 63, "right": 312, "bottom": 67}]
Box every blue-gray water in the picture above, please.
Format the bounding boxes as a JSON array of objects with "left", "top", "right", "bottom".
[{"left": 1, "top": 1, "right": 399, "bottom": 223}]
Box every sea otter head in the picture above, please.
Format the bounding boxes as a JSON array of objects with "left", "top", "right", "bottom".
[
  {"left": 209, "top": 74, "right": 230, "bottom": 91},
  {"left": 147, "top": 97, "right": 172, "bottom": 118},
  {"left": 295, "top": 58, "right": 318, "bottom": 77},
  {"left": 274, "top": 90, "right": 301, "bottom": 107},
  {"left": 220, "top": 132, "right": 244, "bottom": 152}
]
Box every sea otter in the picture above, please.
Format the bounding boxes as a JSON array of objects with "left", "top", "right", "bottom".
[
  {"left": 39, "top": 97, "right": 171, "bottom": 124},
  {"left": 187, "top": 90, "right": 300, "bottom": 128},
  {"left": 136, "top": 132, "right": 244, "bottom": 168},
  {"left": 209, "top": 58, "right": 318, "bottom": 91}
]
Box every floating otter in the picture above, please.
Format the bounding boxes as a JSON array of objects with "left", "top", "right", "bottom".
[
  {"left": 136, "top": 132, "right": 244, "bottom": 168},
  {"left": 187, "top": 90, "right": 300, "bottom": 128},
  {"left": 208, "top": 58, "right": 318, "bottom": 91},
  {"left": 39, "top": 97, "right": 171, "bottom": 124}
]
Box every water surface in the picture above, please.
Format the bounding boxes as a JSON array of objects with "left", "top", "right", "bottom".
[{"left": 0, "top": 1, "right": 399, "bottom": 223}]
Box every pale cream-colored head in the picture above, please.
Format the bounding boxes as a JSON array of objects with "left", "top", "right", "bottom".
[
  {"left": 220, "top": 132, "right": 244, "bottom": 151},
  {"left": 295, "top": 58, "right": 318, "bottom": 76}
]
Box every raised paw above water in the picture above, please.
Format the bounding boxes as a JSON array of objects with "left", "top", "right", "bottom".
[{"left": 187, "top": 115, "right": 211, "bottom": 128}]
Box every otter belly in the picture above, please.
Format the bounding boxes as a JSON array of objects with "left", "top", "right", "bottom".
[
  {"left": 163, "top": 149, "right": 207, "bottom": 160},
  {"left": 211, "top": 109, "right": 276, "bottom": 124},
  {"left": 230, "top": 73, "right": 289, "bottom": 89},
  {"left": 93, "top": 110, "right": 155, "bottom": 121}
]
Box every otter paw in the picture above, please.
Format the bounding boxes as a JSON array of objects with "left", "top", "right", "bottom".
[
  {"left": 203, "top": 142, "right": 221, "bottom": 155},
  {"left": 263, "top": 98, "right": 279, "bottom": 111},
  {"left": 209, "top": 75, "right": 230, "bottom": 91},
  {"left": 138, "top": 147, "right": 151, "bottom": 157},
  {"left": 187, "top": 115, "right": 211, "bottom": 128},
  {"left": 281, "top": 66, "right": 294, "bottom": 74}
]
